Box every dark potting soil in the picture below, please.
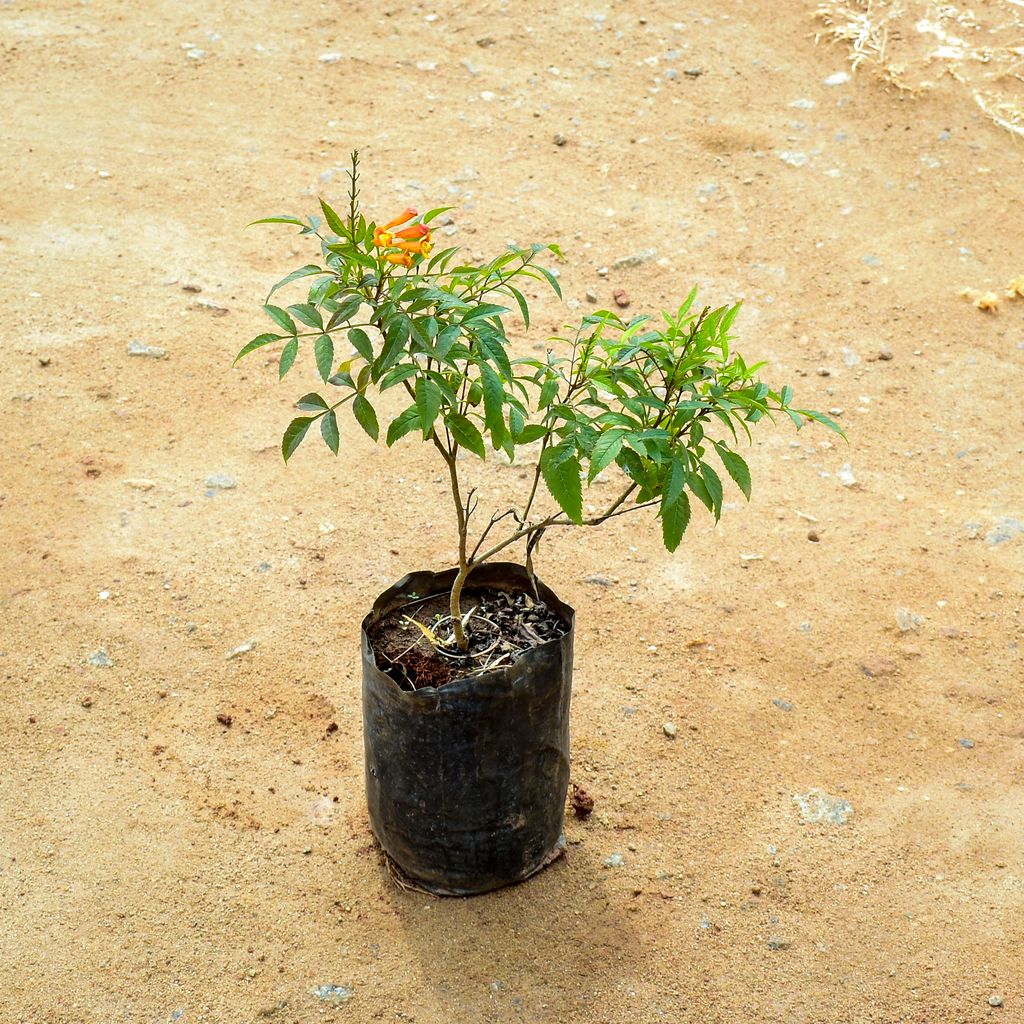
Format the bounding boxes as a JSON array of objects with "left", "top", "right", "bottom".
[{"left": 368, "top": 585, "right": 569, "bottom": 691}]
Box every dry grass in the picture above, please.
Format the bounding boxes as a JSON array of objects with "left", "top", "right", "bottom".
[{"left": 814, "top": 0, "right": 1024, "bottom": 136}]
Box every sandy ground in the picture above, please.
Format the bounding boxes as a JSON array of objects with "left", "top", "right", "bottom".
[{"left": 2, "top": 1, "right": 1023, "bottom": 1022}]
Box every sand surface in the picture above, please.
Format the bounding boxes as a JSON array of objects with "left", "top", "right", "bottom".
[{"left": 2, "top": 2, "right": 1023, "bottom": 1022}]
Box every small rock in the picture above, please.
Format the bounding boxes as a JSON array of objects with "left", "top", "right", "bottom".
[
  {"left": 985, "top": 517, "right": 1024, "bottom": 545},
  {"left": 603, "top": 852, "right": 625, "bottom": 868},
  {"left": 310, "top": 985, "right": 353, "bottom": 1005},
  {"left": 895, "top": 607, "right": 923, "bottom": 633},
  {"left": 841, "top": 346, "right": 860, "bottom": 367},
  {"left": 612, "top": 249, "right": 657, "bottom": 270},
  {"left": 225, "top": 639, "right": 257, "bottom": 660},
  {"left": 988, "top": 995, "right": 1003, "bottom": 1008},
  {"left": 571, "top": 783, "right": 595, "bottom": 820},
  {"left": 302, "top": 845, "right": 313, "bottom": 855},
  {"left": 793, "top": 789, "right": 853, "bottom": 825},
  {"left": 790, "top": 98, "right": 816, "bottom": 109},
  {"left": 860, "top": 656, "right": 895, "bottom": 678},
  {"left": 553, "top": 133, "right": 567, "bottom": 147},
  {"left": 87, "top": 649, "right": 112, "bottom": 668},
  {"left": 185, "top": 47, "right": 206, "bottom": 61},
  {"left": 582, "top": 574, "right": 616, "bottom": 587},
  {"left": 191, "top": 297, "right": 229, "bottom": 316},
  {"left": 779, "top": 151, "right": 809, "bottom": 167},
  {"left": 767, "top": 936, "right": 792, "bottom": 951},
  {"left": 836, "top": 463, "right": 857, "bottom": 488},
  {"left": 181, "top": 281, "right": 202, "bottom": 293},
  {"left": 127, "top": 340, "right": 167, "bottom": 359},
  {"left": 124, "top": 478, "right": 156, "bottom": 491},
  {"left": 613, "top": 289, "right": 630, "bottom": 308},
  {"left": 216, "top": 713, "right": 233, "bottom": 727},
  {"left": 959, "top": 738, "right": 975, "bottom": 749},
  {"left": 204, "top": 473, "right": 236, "bottom": 490},
  {"left": 318, "top": 53, "right": 342, "bottom": 63},
  {"left": 684, "top": 68, "right": 703, "bottom": 77},
  {"left": 807, "top": 530, "right": 820, "bottom": 542},
  {"left": 772, "top": 698, "right": 794, "bottom": 712},
  {"left": 824, "top": 71, "right": 851, "bottom": 86},
  {"left": 861, "top": 254, "right": 882, "bottom": 267},
  {"left": 663, "top": 722, "right": 677, "bottom": 738},
  {"left": 585, "top": 289, "right": 598, "bottom": 303},
  {"left": 476, "top": 36, "right": 496, "bottom": 47},
  {"left": 878, "top": 346, "right": 893, "bottom": 361},
  {"left": 80, "top": 695, "right": 94, "bottom": 708}
]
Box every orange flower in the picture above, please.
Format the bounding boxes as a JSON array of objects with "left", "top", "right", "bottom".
[
  {"left": 393, "top": 223, "right": 430, "bottom": 240},
  {"left": 380, "top": 207, "right": 418, "bottom": 231},
  {"left": 383, "top": 251, "right": 413, "bottom": 269},
  {"left": 394, "top": 239, "right": 432, "bottom": 256},
  {"left": 372, "top": 230, "right": 393, "bottom": 248}
]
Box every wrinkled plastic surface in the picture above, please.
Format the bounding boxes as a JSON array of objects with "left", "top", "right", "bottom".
[{"left": 362, "top": 562, "right": 574, "bottom": 896}]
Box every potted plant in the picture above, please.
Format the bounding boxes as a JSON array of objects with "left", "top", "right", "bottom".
[{"left": 236, "top": 153, "right": 842, "bottom": 896}]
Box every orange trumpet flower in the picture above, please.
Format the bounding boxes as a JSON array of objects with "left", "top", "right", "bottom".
[
  {"left": 379, "top": 207, "right": 418, "bottom": 232},
  {"left": 393, "top": 223, "right": 430, "bottom": 240},
  {"left": 383, "top": 251, "right": 413, "bottom": 269},
  {"left": 394, "top": 239, "right": 432, "bottom": 256}
]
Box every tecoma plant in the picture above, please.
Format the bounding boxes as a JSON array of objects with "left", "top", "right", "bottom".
[{"left": 237, "top": 153, "right": 842, "bottom": 653}]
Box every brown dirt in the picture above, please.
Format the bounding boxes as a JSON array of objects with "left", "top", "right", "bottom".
[{"left": 2, "top": 2, "right": 1023, "bottom": 1023}]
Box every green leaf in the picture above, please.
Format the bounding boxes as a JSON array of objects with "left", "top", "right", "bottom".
[
  {"left": 327, "top": 294, "right": 362, "bottom": 330},
  {"left": 517, "top": 424, "right": 548, "bottom": 444},
  {"left": 279, "top": 337, "right": 298, "bottom": 379},
  {"left": 263, "top": 304, "right": 297, "bottom": 335},
  {"left": 587, "top": 429, "right": 626, "bottom": 482},
  {"left": 378, "top": 364, "right": 420, "bottom": 390},
  {"left": 507, "top": 285, "right": 530, "bottom": 329},
  {"left": 386, "top": 405, "right": 421, "bottom": 446},
  {"left": 476, "top": 329, "right": 514, "bottom": 380},
  {"left": 660, "top": 492, "right": 691, "bottom": 553},
  {"left": 780, "top": 384, "right": 794, "bottom": 407},
  {"left": 234, "top": 332, "right": 285, "bottom": 364},
  {"left": 715, "top": 444, "right": 751, "bottom": 500},
  {"left": 314, "top": 334, "right": 334, "bottom": 382},
  {"left": 347, "top": 328, "right": 374, "bottom": 362},
  {"left": 319, "top": 198, "right": 347, "bottom": 237},
  {"left": 799, "top": 409, "right": 846, "bottom": 437},
  {"left": 320, "top": 410, "right": 340, "bottom": 454},
  {"left": 282, "top": 416, "right": 314, "bottom": 462},
  {"left": 266, "top": 264, "right": 329, "bottom": 301},
  {"left": 446, "top": 411, "right": 486, "bottom": 459},
  {"left": 687, "top": 470, "right": 714, "bottom": 515},
  {"left": 352, "top": 395, "right": 379, "bottom": 441},
  {"left": 701, "top": 462, "right": 724, "bottom": 520},
  {"left": 435, "top": 324, "right": 461, "bottom": 361},
  {"left": 462, "top": 303, "right": 509, "bottom": 323},
  {"left": 247, "top": 215, "right": 306, "bottom": 228},
  {"left": 478, "top": 363, "right": 506, "bottom": 446},
  {"left": 665, "top": 455, "right": 687, "bottom": 506},
  {"left": 289, "top": 303, "right": 324, "bottom": 331},
  {"left": 539, "top": 378, "right": 559, "bottom": 409},
  {"left": 540, "top": 443, "right": 583, "bottom": 524},
  {"left": 415, "top": 377, "right": 443, "bottom": 438},
  {"left": 296, "top": 392, "right": 329, "bottom": 412}
]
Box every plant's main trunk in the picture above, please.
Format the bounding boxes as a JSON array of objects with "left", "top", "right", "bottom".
[{"left": 450, "top": 562, "right": 470, "bottom": 650}]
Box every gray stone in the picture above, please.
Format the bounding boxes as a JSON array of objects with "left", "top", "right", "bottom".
[
  {"left": 204, "top": 473, "right": 236, "bottom": 490},
  {"left": 127, "top": 340, "right": 166, "bottom": 359},
  {"left": 767, "top": 936, "right": 792, "bottom": 950},
  {"left": 778, "top": 151, "right": 809, "bottom": 167},
  {"left": 793, "top": 789, "right": 853, "bottom": 825},
  {"left": 959, "top": 738, "right": 975, "bottom": 749},
  {"left": 225, "top": 639, "right": 257, "bottom": 660},
  {"left": 582, "top": 574, "right": 616, "bottom": 587},
  {"left": 824, "top": 71, "right": 851, "bottom": 86},
  {"left": 985, "top": 517, "right": 1024, "bottom": 545},
  {"left": 88, "top": 649, "right": 112, "bottom": 668},
  {"left": 585, "top": 289, "right": 598, "bottom": 303},
  {"left": 318, "top": 53, "right": 342, "bottom": 64},
  {"left": 790, "top": 98, "right": 816, "bottom": 109},
  {"left": 663, "top": 722, "right": 678, "bottom": 738},
  {"left": 988, "top": 995, "right": 1003, "bottom": 1008},
  {"left": 861, "top": 254, "right": 882, "bottom": 267},
  {"left": 612, "top": 248, "right": 657, "bottom": 270},
  {"left": 772, "top": 698, "right": 794, "bottom": 712},
  {"left": 837, "top": 463, "right": 857, "bottom": 488},
  {"left": 310, "top": 985, "right": 353, "bottom": 1005},
  {"left": 603, "top": 852, "right": 625, "bottom": 868},
  {"left": 895, "top": 607, "right": 923, "bottom": 632}
]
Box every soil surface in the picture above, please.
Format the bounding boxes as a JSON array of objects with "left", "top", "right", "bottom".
[
  {"left": 370, "top": 585, "right": 568, "bottom": 689},
  {"left": 2, "top": 2, "right": 1023, "bottom": 1023}
]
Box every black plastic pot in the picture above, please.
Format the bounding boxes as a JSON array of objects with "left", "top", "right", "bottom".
[{"left": 361, "top": 562, "right": 575, "bottom": 896}]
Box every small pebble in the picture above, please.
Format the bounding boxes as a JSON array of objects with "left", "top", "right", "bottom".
[
  {"left": 663, "top": 722, "right": 677, "bottom": 738},
  {"left": 837, "top": 463, "right": 857, "bottom": 488},
  {"left": 127, "top": 340, "right": 167, "bottom": 359},
  {"left": 88, "top": 649, "right": 112, "bottom": 668},
  {"left": 772, "top": 698, "right": 794, "bottom": 712},
  {"left": 582, "top": 574, "right": 616, "bottom": 587},
  {"left": 318, "top": 53, "right": 342, "bottom": 64},
  {"left": 895, "top": 607, "right": 923, "bottom": 633},
  {"left": 824, "top": 71, "right": 851, "bottom": 86},
  {"left": 613, "top": 289, "right": 630, "bottom": 308},
  {"left": 80, "top": 695, "right": 94, "bottom": 708},
  {"left": 959, "top": 738, "right": 975, "bottom": 749},
  {"left": 878, "top": 346, "right": 893, "bottom": 360},
  {"left": 204, "top": 473, "right": 236, "bottom": 490},
  {"left": 603, "top": 852, "right": 625, "bottom": 868},
  {"left": 989, "top": 995, "right": 1003, "bottom": 1008},
  {"left": 124, "top": 478, "right": 155, "bottom": 491},
  {"left": 585, "top": 289, "right": 598, "bottom": 303},
  {"left": 225, "top": 639, "right": 257, "bottom": 660},
  {"left": 807, "top": 530, "right": 820, "bottom": 542},
  {"left": 216, "top": 713, "right": 233, "bottom": 727},
  {"left": 553, "top": 133, "right": 567, "bottom": 147}
]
